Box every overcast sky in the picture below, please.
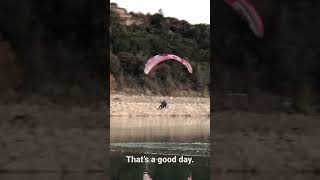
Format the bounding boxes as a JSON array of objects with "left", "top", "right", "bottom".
[{"left": 111, "top": 0, "right": 210, "bottom": 25}]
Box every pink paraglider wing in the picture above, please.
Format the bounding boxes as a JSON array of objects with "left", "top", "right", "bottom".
[
  {"left": 143, "top": 172, "right": 152, "bottom": 180},
  {"left": 225, "top": 0, "right": 264, "bottom": 38},
  {"left": 144, "top": 54, "right": 193, "bottom": 74}
]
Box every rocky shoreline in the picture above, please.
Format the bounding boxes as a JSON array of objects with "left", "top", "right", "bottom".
[{"left": 110, "top": 94, "right": 210, "bottom": 116}]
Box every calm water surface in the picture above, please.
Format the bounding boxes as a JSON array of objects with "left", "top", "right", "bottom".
[{"left": 110, "top": 116, "right": 210, "bottom": 180}]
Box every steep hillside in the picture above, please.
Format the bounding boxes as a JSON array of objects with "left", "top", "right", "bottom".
[{"left": 110, "top": 3, "right": 210, "bottom": 96}]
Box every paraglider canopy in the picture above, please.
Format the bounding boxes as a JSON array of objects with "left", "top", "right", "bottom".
[
  {"left": 144, "top": 54, "right": 193, "bottom": 74},
  {"left": 224, "top": 0, "right": 264, "bottom": 38}
]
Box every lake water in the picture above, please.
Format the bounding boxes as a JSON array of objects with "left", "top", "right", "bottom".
[{"left": 110, "top": 116, "right": 210, "bottom": 180}]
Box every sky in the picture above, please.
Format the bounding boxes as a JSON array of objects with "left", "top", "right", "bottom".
[{"left": 111, "top": 0, "right": 210, "bottom": 25}]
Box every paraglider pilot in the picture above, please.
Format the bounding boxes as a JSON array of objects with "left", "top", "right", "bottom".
[{"left": 158, "top": 100, "right": 167, "bottom": 110}]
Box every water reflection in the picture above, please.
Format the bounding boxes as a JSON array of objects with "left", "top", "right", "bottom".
[
  {"left": 111, "top": 151, "right": 209, "bottom": 180},
  {"left": 213, "top": 173, "right": 320, "bottom": 180},
  {"left": 110, "top": 116, "right": 210, "bottom": 180},
  {"left": 111, "top": 142, "right": 209, "bottom": 157},
  {"left": 110, "top": 116, "right": 210, "bottom": 143}
]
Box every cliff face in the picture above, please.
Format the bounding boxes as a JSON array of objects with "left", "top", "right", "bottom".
[{"left": 110, "top": 3, "right": 144, "bottom": 26}]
